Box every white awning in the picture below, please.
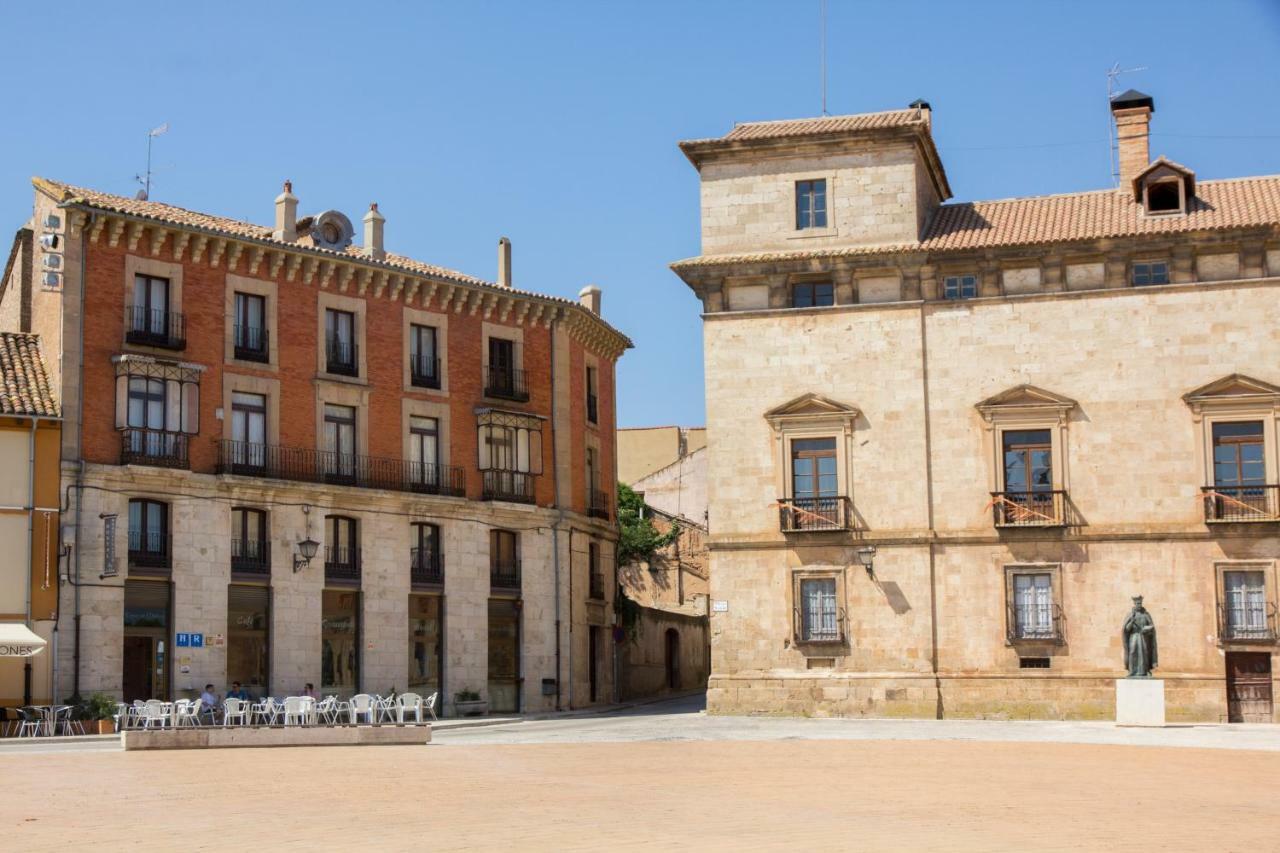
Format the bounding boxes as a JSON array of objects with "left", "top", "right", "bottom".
[{"left": 0, "top": 623, "right": 46, "bottom": 657}]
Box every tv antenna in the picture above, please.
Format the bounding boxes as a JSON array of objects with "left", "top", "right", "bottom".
[
  {"left": 1106, "top": 63, "right": 1147, "bottom": 185},
  {"left": 819, "top": 0, "right": 828, "bottom": 116},
  {"left": 134, "top": 122, "right": 169, "bottom": 200}
]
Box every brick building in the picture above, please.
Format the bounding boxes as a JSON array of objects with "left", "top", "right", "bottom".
[
  {"left": 674, "top": 90, "right": 1280, "bottom": 722},
  {"left": 2, "top": 178, "right": 629, "bottom": 714}
]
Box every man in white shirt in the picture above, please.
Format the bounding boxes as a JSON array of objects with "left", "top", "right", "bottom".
[{"left": 199, "top": 684, "right": 220, "bottom": 722}]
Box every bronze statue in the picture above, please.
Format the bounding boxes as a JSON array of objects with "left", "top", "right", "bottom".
[{"left": 1122, "top": 595, "right": 1158, "bottom": 677}]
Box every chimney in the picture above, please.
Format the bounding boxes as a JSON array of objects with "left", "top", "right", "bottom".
[
  {"left": 497, "top": 237, "right": 512, "bottom": 288},
  {"left": 1110, "top": 89, "right": 1154, "bottom": 186},
  {"left": 578, "top": 284, "right": 601, "bottom": 315},
  {"left": 273, "top": 180, "right": 298, "bottom": 242},
  {"left": 362, "top": 203, "right": 385, "bottom": 260}
]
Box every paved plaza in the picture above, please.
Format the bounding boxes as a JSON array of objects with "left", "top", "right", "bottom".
[{"left": 3, "top": 696, "right": 1280, "bottom": 851}]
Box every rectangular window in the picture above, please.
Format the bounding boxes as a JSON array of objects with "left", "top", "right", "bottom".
[
  {"left": 586, "top": 366, "right": 599, "bottom": 424},
  {"left": 325, "top": 309, "right": 357, "bottom": 375},
  {"left": 408, "top": 416, "right": 440, "bottom": 488},
  {"left": 231, "top": 507, "right": 269, "bottom": 575},
  {"left": 411, "top": 522, "right": 442, "bottom": 586},
  {"left": 323, "top": 404, "right": 357, "bottom": 481},
  {"left": 131, "top": 274, "right": 170, "bottom": 335},
  {"left": 1132, "top": 261, "right": 1170, "bottom": 286},
  {"left": 1223, "top": 570, "right": 1268, "bottom": 638},
  {"left": 409, "top": 324, "right": 439, "bottom": 389},
  {"left": 229, "top": 392, "right": 267, "bottom": 472},
  {"left": 791, "top": 281, "right": 835, "bottom": 308},
  {"left": 485, "top": 337, "right": 526, "bottom": 400},
  {"left": 233, "top": 292, "right": 268, "bottom": 360},
  {"left": 227, "top": 585, "right": 269, "bottom": 700},
  {"left": 491, "top": 529, "right": 520, "bottom": 590},
  {"left": 799, "top": 577, "right": 839, "bottom": 642},
  {"left": 321, "top": 590, "right": 359, "bottom": 693},
  {"left": 795, "top": 179, "right": 828, "bottom": 230},
  {"left": 408, "top": 594, "right": 442, "bottom": 698},
  {"left": 1213, "top": 421, "right": 1265, "bottom": 488},
  {"left": 325, "top": 515, "right": 360, "bottom": 583},
  {"left": 943, "top": 275, "right": 978, "bottom": 300},
  {"left": 588, "top": 541, "right": 604, "bottom": 600},
  {"left": 128, "top": 499, "right": 169, "bottom": 570},
  {"left": 1012, "top": 572, "right": 1055, "bottom": 639},
  {"left": 1003, "top": 429, "right": 1052, "bottom": 492},
  {"left": 791, "top": 438, "right": 838, "bottom": 500},
  {"left": 478, "top": 411, "right": 543, "bottom": 502}
]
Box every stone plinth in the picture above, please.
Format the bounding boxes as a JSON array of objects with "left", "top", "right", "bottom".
[
  {"left": 123, "top": 725, "right": 431, "bottom": 750},
  {"left": 1116, "top": 678, "right": 1165, "bottom": 726}
]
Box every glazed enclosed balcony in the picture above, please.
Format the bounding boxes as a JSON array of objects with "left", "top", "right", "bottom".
[
  {"left": 990, "top": 490, "right": 1068, "bottom": 528},
  {"left": 124, "top": 306, "right": 186, "bottom": 350},
  {"left": 1202, "top": 485, "right": 1280, "bottom": 523},
  {"left": 120, "top": 429, "right": 189, "bottom": 469},
  {"left": 216, "top": 440, "right": 466, "bottom": 497},
  {"left": 778, "top": 496, "right": 852, "bottom": 532}
]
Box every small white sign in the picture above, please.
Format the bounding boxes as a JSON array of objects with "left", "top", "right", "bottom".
[{"left": 712, "top": 600, "right": 729, "bottom": 613}]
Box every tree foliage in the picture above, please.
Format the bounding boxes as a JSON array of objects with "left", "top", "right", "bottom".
[{"left": 616, "top": 482, "right": 680, "bottom": 566}]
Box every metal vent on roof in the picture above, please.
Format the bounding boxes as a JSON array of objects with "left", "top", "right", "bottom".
[{"left": 308, "top": 210, "right": 355, "bottom": 251}]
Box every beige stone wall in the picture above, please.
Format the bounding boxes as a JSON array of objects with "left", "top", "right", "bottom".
[
  {"left": 618, "top": 426, "right": 706, "bottom": 485},
  {"left": 619, "top": 609, "right": 709, "bottom": 701},
  {"left": 698, "top": 143, "right": 927, "bottom": 256},
  {"left": 631, "top": 446, "right": 707, "bottom": 524}
]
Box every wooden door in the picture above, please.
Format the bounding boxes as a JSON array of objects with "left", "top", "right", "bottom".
[
  {"left": 122, "top": 636, "right": 153, "bottom": 702},
  {"left": 1226, "top": 651, "right": 1273, "bottom": 723},
  {"left": 665, "top": 628, "right": 681, "bottom": 690},
  {"left": 588, "top": 627, "right": 600, "bottom": 703}
]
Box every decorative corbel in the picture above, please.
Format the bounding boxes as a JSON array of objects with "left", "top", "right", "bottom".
[
  {"left": 423, "top": 281, "right": 438, "bottom": 307},
  {"left": 498, "top": 296, "right": 514, "bottom": 322},
  {"left": 248, "top": 247, "right": 265, "bottom": 276},
  {"left": 172, "top": 232, "right": 191, "bottom": 262},
  {"left": 319, "top": 262, "right": 335, "bottom": 290},
  {"left": 376, "top": 274, "right": 394, "bottom": 299},
  {"left": 209, "top": 239, "right": 227, "bottom": 269},
  {"left": 285, "top": 254, "right": 302, "bottom": 282},
  {"left": 191, "top": 235, "right": 209, "bottom": 263},
  {"left": 437, "top": 284, "right": 455, "bottom": 310},
  {"left": 467, "top": 290, "right": 486, "bottom": 316},
  {"left": 149, "top": 228, "right": 168, "bottom": 257},
  {"left": 89, "top": 216, "right": 109, "bottom": 245},
  {"left": 405, "top": 278, "right": 420, "bottom": 304},
  {"left": 515, "top": 300, "right": 531, "bottom": 326},
  {"left": 452, "top": 287, "right": 469, "bottom": 313},
  {"left": 337, "top": 265, "right": 354, "bottom": 293},
  {"left": 225, "top": 242, "right": 245, "bottom": 273},
  {"left": 106, "top": 219, "right": 126, "bottom": 248},
  {"left": 269, "top": 251, "right": 286, "bottom": 279},
  {"left": 126, "top": 222, "right": 144, "bottom": 253}
]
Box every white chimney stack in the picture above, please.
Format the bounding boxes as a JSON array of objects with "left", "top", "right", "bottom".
[
  {"left": 578, "top": 284, "right": 601, "bottom": 315},
  {"left": 362, "top": 203, "right": 385, "bottom": 260},
  {"left": 497, "top": 237, "right": 512, "bottom": 288},
  {"left": 273, "top": 180, "right": 298, "bottom": 242}
]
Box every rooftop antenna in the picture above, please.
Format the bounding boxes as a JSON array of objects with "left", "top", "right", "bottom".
[
  {"left": 1106, "top": 63, "right": 1146, "bottom": 185},
  {"left": 134, "top": 122, "right": 169, "bottom": 200},
  {"left": 820, "top": 0, "right": 828, "bottom": 116}
]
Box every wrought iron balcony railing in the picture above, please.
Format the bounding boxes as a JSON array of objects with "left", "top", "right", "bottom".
[
  {"left": 991, "top": 490, "right": 1067, "bottom": 528},
  {"left": 1218, "top": 602, "right": 1278, "bottom": 643},
  {"left": 1202, "top": 485, "right": 1280, "bottom": 523},
  {"left": 325, "top": 336, "right": 358, "bottom": 376},
  {"left": 231, "top": 537, "right": 270, "bottom": 576},
  {"left": 233, "top": 324, "right": 269, "bottom": 362},
  {"left": 1005, "top": 602, "right": 1065, "bottom": 644},
  {"left": 491, "top": 559, "right": 521, "bottom": 591},
  {"left": 482, "top": 470, "right": 536, "bottom": 504},
  {"left": 217, "top": 440, "right": 466, "bottom": 497},
  {"left": 128, "top": 530, "right": 171, "bottom": 572},
  {"left": 125, "top": 306, "right": 186, "bottom": 350},
  {"left": 325, "top": 545, "right": 361, "bottom": 584},
  {"left": 484, "top": 365, "right": 529, "bottom": 402},
  {"left": 410, "top": 354, "right": 441, "bottom": 389},
  {"left": 589, "top": 569, "right": 605, "bottom": 601},
  {"left": 778, "top": 496, "right": 852, "bottom": 532},
  {"left": 410, "top": 547, "right": 444, "bottom": 586},
  {"left": 588, "top": 488, "right": 610, "bottom": 520},
  {"left": 120, "top": 429, "right": 190, "bottom": 469}
]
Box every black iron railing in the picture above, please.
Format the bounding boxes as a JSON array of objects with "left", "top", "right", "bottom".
[
  {"left": 217, "top": 440, "right": 466, "bottom": 497},
  {"left": 1218, "top": 602, "right": 1278, "bottom": 642},
  {"left": 125, "top": 306, "right": 186, "bottom": 350},
  {"left": 128, "top": 530, "right": 171, "bottom": 571},
  {"left": 589, "top": 568, "right": 605, "bottom": 600},
  {"left": 778, "top": 496, "right": 851, "bottom": 532},
  {"left": 410, "top": 355, "right": 441, "bottom": 389},
  {"left": 1006, "top": 602, "right": 1064, "bottom": 643},
  {"left": 233, "top": 324, "right": 269, "bottom": 362},
  {"left": 588, "top": 488, "right": 610, "bottom": 520},
  {"left": 991, "top": 490, "right": 1067, "bottom": 527},
  {"left": 1202, "top": 485, "right": 1280, "bottom": 522},
  {"left": 792, "top": 606, "right": 846, "bottom": 644},
  {"left": 231, "top": 537, "right": 271, "bottom": 575},
  {"left": 410, "top": 547, "right": 444, "bottom": 586},
  {"left": 326, "top": 336, "right": 358, "bottom": 376},
  {"left": 586, "top": 392, "right": 598, "bottom": 424},
  {"left": 120, "top": 429, "right": 190, "bottom": 469},
  {"left": 482, "top": 470, "right": 536, "bottom": 504},
  {"left": 484, "top": 365, "right": 529, "bottom": 402},
  {"left": 325, "top": 546, "right": 361, "bottom": 584},
  {"left": 491, "top": 559, "right": 521, "bottom": 591}
]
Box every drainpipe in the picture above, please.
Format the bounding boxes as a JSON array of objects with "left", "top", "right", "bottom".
[
  {"left": 71, "top": 211, "right": 92, "bottom": 701},
  {"left": 549, "top": 315, "right": 566, "bottom": 711},
  {"left": 23, "top": 418, "right": 36, "bottom": 705},
  {"left": 919, "top": 302, "right": 942, "bottom": 719}
]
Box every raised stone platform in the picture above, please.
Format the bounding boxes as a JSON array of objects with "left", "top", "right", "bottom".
[
  {"left": 123, "top": 725, "right": 431, "bottom": 750},
  {"left": 1116, "top": 678, "right": 1166, "bottom": 727}
]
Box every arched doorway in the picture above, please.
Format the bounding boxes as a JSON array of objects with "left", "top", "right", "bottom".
[{"left": 664, "top": 628, "right": 680, "bottom": 690}]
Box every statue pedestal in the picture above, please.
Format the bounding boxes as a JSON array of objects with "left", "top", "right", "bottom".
[{"left": 1116, "top": 678, "right": 1165, "bottom": 726}]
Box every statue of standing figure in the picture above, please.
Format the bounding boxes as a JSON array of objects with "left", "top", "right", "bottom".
[{"left": 1122, "top": 595, "right": 1158, "bottom": 677}]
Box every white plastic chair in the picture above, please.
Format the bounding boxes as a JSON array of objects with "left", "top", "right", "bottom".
[
  {"left": 348, "top": 693, "right": 376, "bottom": 725},
  {"left": 173, "top": 699, "right": 202, "bottom": 728},
  {"left": 423, "top": 692, "right": 439, "bottom": 721},
  {"left": 141, "top": 699, "right": 168, "bottom": 729},
  {"left": 282, "top": 696, "right": 313, "bottom": 726},
  {"left": 375, "top": 695, "right": 398, "bottom": 723},
  {"left": 223, "top": 698, "right": 249, "bottom": 726},
  {"left": 395, "top": 693, "right": 424, "bottom": 724},
  {"left": 16, "top": 707, "right": 43, "bottom": 737},
  {"left": 312, "top": 696, "right": 337, "bottom": 725}
]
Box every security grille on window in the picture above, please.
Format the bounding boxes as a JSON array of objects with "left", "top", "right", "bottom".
[
  {"left": 1012, "top": 572, "right": 1055, "bottom": 640},
  {"left": 799, "top": 577, "right": 839, "bottom": 642},
  {"left": 943, "top": 275, "right": 977, "bottom": 300},
  {"left": 795, "top": 179, "right": 827, "bottom": 230},
  {"left": 1224, "top": 570, "right": 1268, "bottom": 638},
  {"left": 1132, "top": 262, "right": 1170, "bottom": 286}
]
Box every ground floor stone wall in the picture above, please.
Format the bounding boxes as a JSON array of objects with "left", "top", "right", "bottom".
[
  {"left": 619, "top": 608, "right": 709, "bottom": 701},
  {"left": 707, "top": 535, "right": 1280, "bottom": 722},
  {"left": 56, "top": 464, "right": 615, "bottom": 716}
]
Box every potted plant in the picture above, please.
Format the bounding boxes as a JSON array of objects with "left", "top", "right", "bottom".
[
  {"left": 453, "top": 689, "right": 487, "bottom": 717},
  {"left": 85, "top": 692, "right": 117, "bottom": 735}
]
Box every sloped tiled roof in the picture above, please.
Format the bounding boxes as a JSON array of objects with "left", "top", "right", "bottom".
[
  {"left": 720, "top": 109, "right": 925, "bottom": 142},
  {"left": 0, "top": 333, "right": 58, "bottom": 417}
]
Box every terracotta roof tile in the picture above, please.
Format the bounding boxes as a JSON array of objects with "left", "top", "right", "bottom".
[
  {"left": 0, "top": 333, "right": 58, "bottom": 417},
  {"left": 720, "top": 109, "right": 926, "bottom": 142}
]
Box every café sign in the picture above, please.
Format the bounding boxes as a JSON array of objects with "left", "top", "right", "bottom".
[{"left": 0, "top": 623, "right": 47, "bottom": 657}]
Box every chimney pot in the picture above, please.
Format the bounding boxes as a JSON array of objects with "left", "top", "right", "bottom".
[
  {"left": 578, "top": 284, "right": 601, "bottom": 315},
  {"left": 1111, "top": 89, "right": 1155, "bottom": 186},
  {"left": 362, "top": 203, "right": 386, "bottom": 260},
  {"left": 497, "top": 237, "right": 512, "bottom": 288},
  {"left": 273, "top": 180, "right": 298, "bottom": 243}
]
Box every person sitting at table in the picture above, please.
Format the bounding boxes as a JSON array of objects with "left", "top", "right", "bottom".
[
  {"left": 199, "top": 684, "right": 220, "bottom": 721},
  {"left": 225, "top": 682, "right": 249, "bottom": 702},
  {"left": 301, "top": 683, "right": 318, "bottom": 699}
]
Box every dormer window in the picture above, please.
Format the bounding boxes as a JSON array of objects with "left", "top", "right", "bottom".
[
  {"left": 1146, "top": 180, "right": 1181, "bottom": 213},
  {"left": 1132, "top": 157, "right": 1195, "bottom": 217}
]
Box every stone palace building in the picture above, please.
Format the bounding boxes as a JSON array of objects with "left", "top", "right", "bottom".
[
  {"left": 673, "top": 90, "right": 1280, "bottom": 722},
  {"left": 2, "top": 178, "right": 629, "bottom": 715}
]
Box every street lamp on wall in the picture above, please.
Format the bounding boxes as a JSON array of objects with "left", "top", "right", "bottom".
[
  {"left": 855, "top": 545, "right": 877, "bottom": 578},
  {"left": 293, "top": 505, "right": 320, "bottom": 573}
]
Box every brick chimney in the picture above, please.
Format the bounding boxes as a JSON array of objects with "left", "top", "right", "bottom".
[
  {"left": 578, "top": 284, "right": 601, "bottom": 315},
  {"left": 1110, "top": 89, "right": 1154, "bottom": 186},
  {"left": 273, "top": 180, "right": 298, "bottom": 242},
  {"left": 497, "top": 237, "right": 512, "bottom": 288},
  {"left": 362, "top": 203, "right": 385, "bottom": 260}
]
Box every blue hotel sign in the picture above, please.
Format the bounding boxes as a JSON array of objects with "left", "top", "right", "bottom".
[{"left": 175, "top": 633, "right": 204, "bottom": 648}]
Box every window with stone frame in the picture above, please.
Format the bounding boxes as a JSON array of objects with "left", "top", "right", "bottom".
[
  {"left": 1131, "top": 261, "right": 1170, "bottom": 286},
  {"left": 1004, "top": 565, "right": 1063, "bottom": 643},
  {"left": 795, "top": 179, "right": 827, "bottom": 230},
  {"left": 942, "top": 274, "right": 977, "bottom": 300},
  {"left": 791, "top": 570, "right": 845, "bottom": 645},
  {"left": 1184, "top": 375, "right": 1280, "bottom": 523}
]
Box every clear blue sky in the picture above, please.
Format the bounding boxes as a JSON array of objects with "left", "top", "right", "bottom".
[{"left": 3, "top": 1, "right": 1278, "bottom": 426}]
